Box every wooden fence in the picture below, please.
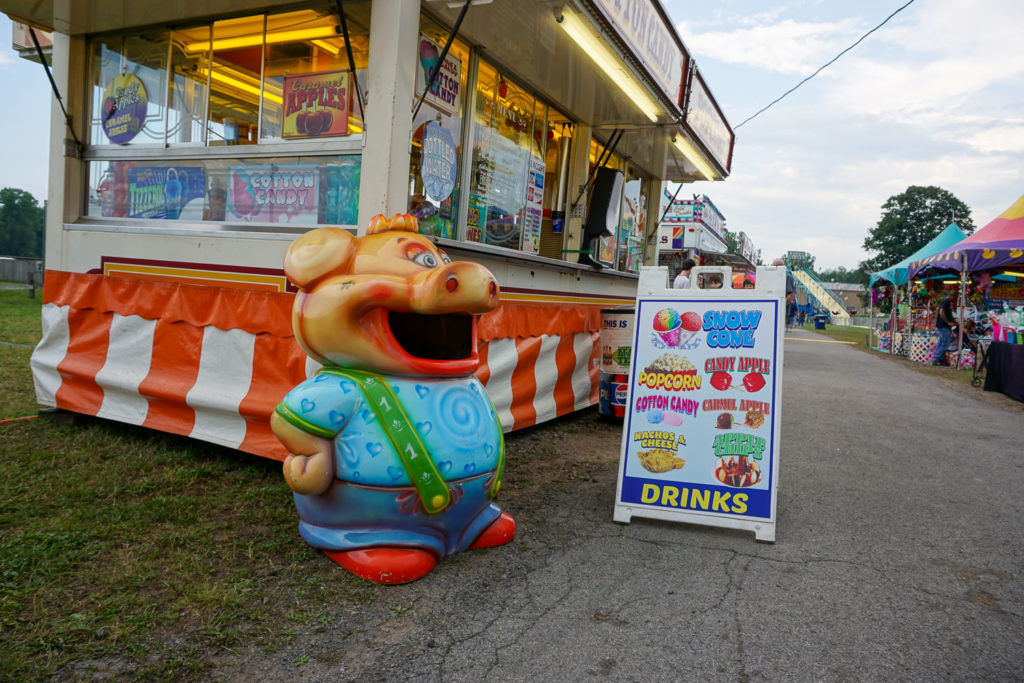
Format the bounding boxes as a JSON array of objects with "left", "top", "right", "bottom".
[{"left": 0, "top": 257, "right": 43, "bottom": 284}]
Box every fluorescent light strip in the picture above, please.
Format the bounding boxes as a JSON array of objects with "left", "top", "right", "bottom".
[
  {"left": 311, "top": 39, "right": 342, "bottom": 55},
  {"left": 208, "top": 70, "right": 282, "bottom": 104},
  {"left": 557, "top": 5, "right": 661, "bottom": 123},
  {"left": 186, "top": 26, "right": 339, "bottom": 53},
  {"left": 673, "top": 134, "right": 717, "bottom": 181}
]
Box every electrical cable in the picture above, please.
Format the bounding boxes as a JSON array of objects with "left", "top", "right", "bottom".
[{"left": 734, "top": 0, "right": 916, "bottom": 129}]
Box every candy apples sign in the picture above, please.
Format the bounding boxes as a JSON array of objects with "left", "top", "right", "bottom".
[
  {"left": 614, "top": 266, "right": 787, "bottom": 542},
  {"left": 282, "top": 71, "right": 349, "bottom": 139}
]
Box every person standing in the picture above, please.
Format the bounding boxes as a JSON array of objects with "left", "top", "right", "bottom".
[
  {"left": 930, "top": 289, "right": 958, "bottom": 366},
  {"left": 673, "top": 258, "right": 695, "bottom": 289}
]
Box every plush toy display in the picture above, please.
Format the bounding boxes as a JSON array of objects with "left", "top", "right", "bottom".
[{"left": 272, "top": 213, "right": 515, "bottom": 584}]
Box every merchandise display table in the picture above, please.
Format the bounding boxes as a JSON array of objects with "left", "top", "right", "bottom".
[{"left": 984, "top": 341, "right": 1024, "bottom": 402}]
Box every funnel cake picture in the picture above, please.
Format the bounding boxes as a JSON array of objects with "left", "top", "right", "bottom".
[{"left": 652, "top": 308, "right": 701, "bottom": 348}]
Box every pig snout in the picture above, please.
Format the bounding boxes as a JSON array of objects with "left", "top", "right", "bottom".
[{"left": 415, "top": 261, "right": 499, "bottom": 314}]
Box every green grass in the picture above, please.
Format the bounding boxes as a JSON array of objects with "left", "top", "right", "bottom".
[
  {"left": 0, "top": 291, "right": 382, "bottom": 680},
  {"left": 0, "top": 289, "right": 43, "bottom": 420}
]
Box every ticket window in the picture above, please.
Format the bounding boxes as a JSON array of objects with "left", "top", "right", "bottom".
[{"left": 466, "top": 60, "right": 573, "bottom": 257}]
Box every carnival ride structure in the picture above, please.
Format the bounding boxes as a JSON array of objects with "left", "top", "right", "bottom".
[{"left": 791, "top": 268, "right": 851, "bottom": 325}]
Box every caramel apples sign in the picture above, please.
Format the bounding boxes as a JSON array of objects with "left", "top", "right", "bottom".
[
  {"left": 613, "top": 266, "right": 786, "bottom": 542},
  {"left": 282, "top": 70, "right": 349, "bottom": 139}
]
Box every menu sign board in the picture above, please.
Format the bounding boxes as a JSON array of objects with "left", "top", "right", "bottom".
[
  {"left": 683, "top": 67, "right": 734, "bottom": 174},
  {"left": 613, "top": 267, "right": 785, "bottom": 541},
  {"left": 590, "top": 0, "right": 687, "bottom": 104}
]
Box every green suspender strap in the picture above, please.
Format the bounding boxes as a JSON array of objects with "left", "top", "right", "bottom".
[
  {"left": 488, "top": 402, "right": 506, "bottom": 499},
  {"left": 325, "top": 368, "right": 451, "bottom": 515}
]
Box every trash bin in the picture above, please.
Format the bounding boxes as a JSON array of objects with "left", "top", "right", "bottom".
[
  {"left": 599, "top": 307, "right": 634, "bottom": 419},
  {"left": 814, "top": 315, "right": 828, "bottom": 330}
]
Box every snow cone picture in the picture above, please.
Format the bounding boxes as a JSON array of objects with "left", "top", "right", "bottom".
[
  {"left": 652, "top": 308, "right": 682, "bottom": 345},
  {"left": 652, "top": 309, "right": 702, "bottom": 348}
]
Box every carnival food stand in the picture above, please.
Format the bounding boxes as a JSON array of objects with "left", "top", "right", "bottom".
[
  {"left": 5, "top": 0, "right": 736, "bottom": 457},
  {"left": 908, "top": 194, "right": 1024, "bottom": 399},
  {"left": 868, "top": 223, "right": 967, "bottom": 360}
]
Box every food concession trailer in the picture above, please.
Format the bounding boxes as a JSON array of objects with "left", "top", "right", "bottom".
[{"left": 5, "top": 0, "right": 734, "bottom": 460}]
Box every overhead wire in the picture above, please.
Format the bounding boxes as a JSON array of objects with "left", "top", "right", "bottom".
[{"left": 734, "top": 0, "right": 917, "bottom": 129}]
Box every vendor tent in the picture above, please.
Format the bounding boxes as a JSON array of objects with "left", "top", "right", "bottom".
[
  {"left": 909, "top": 194, "right": 1024, "bottom": 278},
  {"left": 869, "top": 222, "right": 966, "bottom": 286}
]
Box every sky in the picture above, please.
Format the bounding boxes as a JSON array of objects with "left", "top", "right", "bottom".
[
  {"left": 664, "top": 0, "right": 1024, "bottom": 269},
  {"left": 0, "top": 17, "right": 50, "bottom": 202},
  {"left": 1, "top": 3, "right": 1023, "bottom": 270}
]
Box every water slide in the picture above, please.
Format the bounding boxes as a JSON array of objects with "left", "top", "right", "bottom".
[{"left": 792, "top": 268, "right": 852, "bottom": 325}]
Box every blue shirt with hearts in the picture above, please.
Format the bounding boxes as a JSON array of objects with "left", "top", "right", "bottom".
[{"left": 279, "top": 370, "right": 502, "bottom": 487}]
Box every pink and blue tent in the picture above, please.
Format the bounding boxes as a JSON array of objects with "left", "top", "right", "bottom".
[
  {"left": 908, "top": 194, "right": 1024, "bottom": 278},
  {"left": 870, "top": 222, "right": 966, "bottom": 286}
]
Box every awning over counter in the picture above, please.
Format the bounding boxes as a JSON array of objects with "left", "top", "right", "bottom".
[{"left": 3, "top": 0, "right": 733, "bottom": 184}]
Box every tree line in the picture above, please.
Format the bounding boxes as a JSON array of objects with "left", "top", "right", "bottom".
[
  {"left": 723, "top": 185, "right": 975, "bottom": 286},
  {"left": 0, "top": 188, "right": 45, "bottom": 258}
]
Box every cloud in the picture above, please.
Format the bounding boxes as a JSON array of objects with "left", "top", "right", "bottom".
[
  {"left": 964, "top": 125, "right": 1024, "bottom": 154},
  {"left": 0, "top": 49, "right": 14, "bottom": 70},
  {"left": 668, "top": 0, "right": 1024, "bottom": 269},
  {"left": 677, "top": 18, "right": 863, "bottom": 75}
]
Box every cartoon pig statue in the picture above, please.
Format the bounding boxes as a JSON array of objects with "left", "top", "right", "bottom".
[{"left": 271, "top": 213, "right": 515, "bottom": 584}]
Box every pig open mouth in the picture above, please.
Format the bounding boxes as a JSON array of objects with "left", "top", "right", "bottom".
[{"left": 387, "top": 311, "right": 475, "bottom": 360}]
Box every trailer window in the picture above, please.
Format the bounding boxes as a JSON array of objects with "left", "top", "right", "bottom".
[
  {"left": 86, "top": 155, "right": 361, "bottom": 227},
  {"left": 259, "top": 9, "right": 368, "bottom": 141},
  {"left": 86, "top": 5, "right": 369, "bottom": 147},
  {"left": 406, "top": 18, "right": 470, "bottom": 241},
  {"left": 88, "top": 33, "right": 170, "bottom": 146}
]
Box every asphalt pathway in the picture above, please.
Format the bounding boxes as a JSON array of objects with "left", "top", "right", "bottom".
[
  {"left": 480, "top": 329, "right": 1023, "bottom": 680},
  {"left": 236, "top": 328, "right": 1024, "bottom": 681}
]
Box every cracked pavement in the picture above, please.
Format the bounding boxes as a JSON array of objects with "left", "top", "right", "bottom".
[{"left": 221, "top": 329, "right": 1024, "bottom": 680}]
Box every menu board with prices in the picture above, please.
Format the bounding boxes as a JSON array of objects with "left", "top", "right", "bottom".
[{"left": 613, "top": 266, "right": 786, "bottom": 541}]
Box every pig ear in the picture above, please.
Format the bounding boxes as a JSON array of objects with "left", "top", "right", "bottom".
[{"left": 284, "top": 227, "right": 356, "bottom": 290}]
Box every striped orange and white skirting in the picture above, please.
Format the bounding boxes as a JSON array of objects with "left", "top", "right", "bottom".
[{"left": 32, "top": 271, "right": 607, "bottom": 460}]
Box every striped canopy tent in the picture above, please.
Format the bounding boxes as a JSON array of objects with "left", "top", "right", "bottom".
[
  {"left": 869, "top": 222, "right": 966, "bottom": 286},
  {"left": 908, "top": 194, "right": 1024, "bottom": 279}
]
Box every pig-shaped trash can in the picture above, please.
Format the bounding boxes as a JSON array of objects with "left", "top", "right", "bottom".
[{"left": 272, "top": 214, "right": 515, "bottom": 584}]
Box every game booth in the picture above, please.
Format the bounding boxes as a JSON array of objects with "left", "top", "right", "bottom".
[
  {"left": 6, "top": 0, "right": 737, "bottom": 457},
  {"left": 868, "top": 222, "right": 967, "bottom": 362},
  {"left": 908, "top": 194, "right": 1024, "bottom": 401}
]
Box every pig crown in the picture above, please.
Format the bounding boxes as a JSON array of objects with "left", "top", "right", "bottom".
[{"left": 367, "top": 214, "right": 419, "bottom": 235}]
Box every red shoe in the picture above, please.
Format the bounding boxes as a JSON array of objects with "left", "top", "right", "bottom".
[
  {"left": 324, "top": 547, "right": 437, "bottom": 584},
  {"left": 468, "top": 512, "right": 517, "bottom": 550}
]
